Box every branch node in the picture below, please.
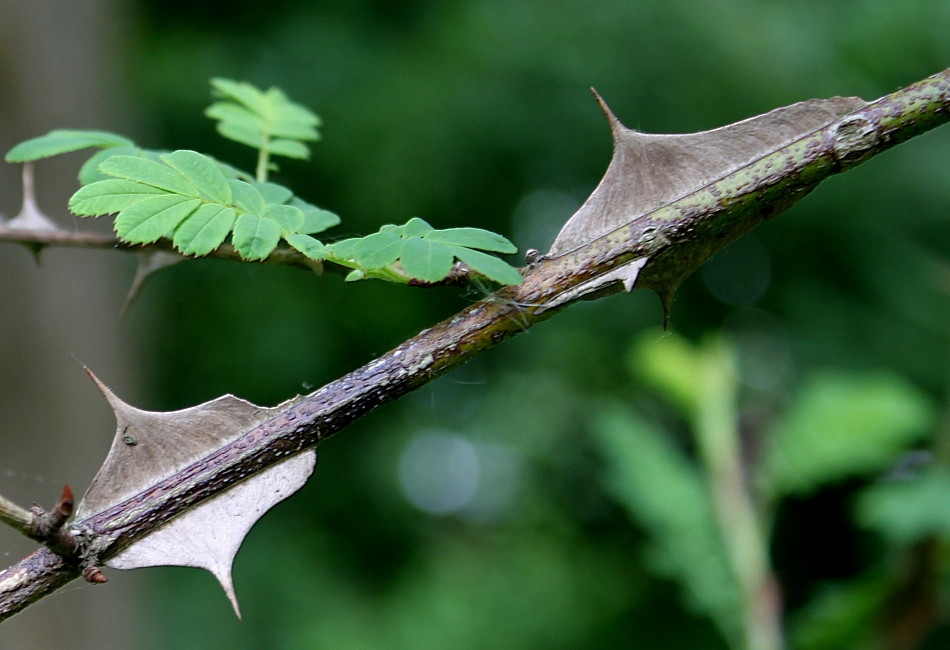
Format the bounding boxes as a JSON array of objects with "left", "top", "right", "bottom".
[{"left": 831, "top": 112, "right": 880, "bottom": 167}]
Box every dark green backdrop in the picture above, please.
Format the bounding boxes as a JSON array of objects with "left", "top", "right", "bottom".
[{"left": 2, "top": 1, "right": 949, "bottom": 648}]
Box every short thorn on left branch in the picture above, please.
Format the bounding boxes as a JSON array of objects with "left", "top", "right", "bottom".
[
  {"left": 0, "top": 485, "right": 80, "bottom": 557},
  {"left": 30, "top": 484, "right": 74, "bottom": 539}
]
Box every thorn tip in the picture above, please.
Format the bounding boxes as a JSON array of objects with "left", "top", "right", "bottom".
[
  {"left": 58, "top": 485, "right": 74, "bottom": 514},
  {"left": 589, "top": 87, "right": 624, "bottom": 135}
]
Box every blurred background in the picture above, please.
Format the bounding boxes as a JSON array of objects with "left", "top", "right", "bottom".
[{"left": 1, "top": 1, "right": 948, "bottom": 648}]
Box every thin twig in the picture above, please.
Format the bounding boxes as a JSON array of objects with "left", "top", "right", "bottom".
[
  {"left": 0, "top": 226, "right": 315, "bottom": 269},
  {"left": 0, "top": 226, "right": 475, "bottom": 285},
  {"left": 0, "top": 494, "right": 34, "bottom": 537}
]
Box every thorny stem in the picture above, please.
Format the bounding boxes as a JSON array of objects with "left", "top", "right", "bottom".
[{"left": 0, "top": 68, "right": 948, "bottom": 622}]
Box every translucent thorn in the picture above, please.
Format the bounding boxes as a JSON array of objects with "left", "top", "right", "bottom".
[
  {"left": 8, "top": 163, "right": 59, "bottom": 231},
  {"left": 121, "top": 251, "right": 183, "bottom": 315},
  {"left": 211, "top": 564, "right": 242, "bottom": 619},
  {"left": 589, "top": 87, "right": 626, "bottom": 137}
]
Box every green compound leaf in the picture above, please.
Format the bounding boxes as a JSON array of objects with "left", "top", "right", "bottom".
[
  {"left": 115, "top": 195, "right": 202, "bottom": 244},
  {"left": 207, "top": 78, "right": 321, "bottom": 160},
  {"left": 283, "top": 233, "right": 327, "bottom": 261},
  {"left": 70, "top": 149, "right": 336, "bottom": 263},
  {"left": 233, "top": 214, "right": 282, "bottom": 260},
  {"left": 423, "top": 227, "right": 517, "bottom": 254},
  {"left": 331, "top": 218, "right": 521, "bottom": 285},
  {"left": 399, "top": 237, "right": 455, "bottom": 282},
  {"left": 5, "top": 129, "right": 135, "bottom": 163},
  {"left": 172, "top": 205, "right": 237, "bottom": 256}
]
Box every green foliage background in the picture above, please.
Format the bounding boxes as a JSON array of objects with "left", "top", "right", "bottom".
[{"left": 5, "top": 1, "right": 950, "bottom": 648}]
